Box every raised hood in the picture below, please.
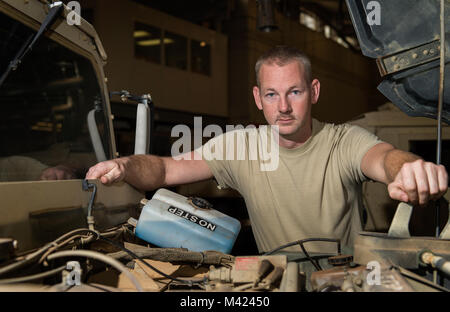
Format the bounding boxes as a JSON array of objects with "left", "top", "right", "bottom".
[{"left": 346, "top": 0, "right": 450, "bottom": 123}]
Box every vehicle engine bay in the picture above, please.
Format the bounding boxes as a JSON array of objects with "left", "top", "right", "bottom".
[{"left": 0, "top": 0, "right": 449, "bottom": 295}]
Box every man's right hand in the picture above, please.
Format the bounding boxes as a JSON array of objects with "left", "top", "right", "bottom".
[
  {"left": 85, "top": 152, "right": 213, "bottom": 191},
  {"left": 85, "top": 158, "right": 128, "bottom": 185}
]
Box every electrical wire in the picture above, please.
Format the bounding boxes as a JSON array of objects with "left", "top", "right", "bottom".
[
  {"left": 1, "top": 226, "right": 202, "bottom": 290},
  {"left": 264, "top": 238, "right": 341, "bottom": 255},
  {"left": 38, "top": 227, "right": 124, "bottom": 264},
  {"left": 46, "top": 249, "right": 143, "bottom": 292},
  {"left": 298, "top": 242, "right": 322, "bottom": 271},
  {"left": 263, "top": 238, "right": 341, "bottom": 271},
  {"left": 0, "top": 228, "right": 105, "bottom": 276},
  {"left": 0, "top": 265, "right": 66, "bottom": 284},
  {"left": 38, "top": 234, "right": 91, "bottom": 264},
  {"left": 0, "top": 243, "right": 54, "bottom": 276}
]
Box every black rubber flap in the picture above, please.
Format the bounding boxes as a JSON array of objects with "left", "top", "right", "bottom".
[{"left": 346, "top": 0, "right": 450, "bottom": 123}]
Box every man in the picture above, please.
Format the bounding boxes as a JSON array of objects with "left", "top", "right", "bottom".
[
  {"left": 0, "top": 156, "right": 76, "bottom": 182},
  {"left": 86, "top": 46, "right": 448, "bottom": 254}
]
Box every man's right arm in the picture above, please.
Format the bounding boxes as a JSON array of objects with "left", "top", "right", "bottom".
[{"left": 85, "top": 151, "right": 213, "bottom": 191}]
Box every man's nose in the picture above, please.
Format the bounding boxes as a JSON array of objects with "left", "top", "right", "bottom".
[{"left": 278, "top": 96, "right": 292, "bottom": 113}]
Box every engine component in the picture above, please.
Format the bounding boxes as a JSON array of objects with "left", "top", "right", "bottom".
[
  {"left": 388, "top": 202, "right": 414, "bottom": 238},
  {"left": 328, "top": 254, "right": 354, "bottom": 267},
  {"left": 354, "top": 232, "right": 450, "bottom": 269},
  {"left": 0, "top": 238, "right": 16, "bottom": 262},
  {"left": 254, "top": 259, "right": 274, "bottom": 286},
  {"left": 230, "top": 255, "right": 286, "bottom": 284},
  {"left": 279, "top": 262, "right": 306, "bottom": 292},
  {"left": 207, "top": 255, "right": 287, "bottom": 291},
  {"left": 82, "top": 179, "right": 98, "bottom": 231},
  {"left": 134, "top": 188, "right": 241, "bottom": 253},
  {"left": 47, "top": 249, "right": 144, "bottom": 291},
  {"left": 311, "top": 262, "right": 416, "bottom": 292},
  {"left": 420, "top": 250, "right": 450, "bottom": 277},
  {"left": 310, "top": 264, "right": 366, "bottom": 291},
  {"left": 259, "top": 266, "right": 284, "bottom": 290},
  {"left": 188, "top": 197, "right": 213, "bottom": 210},
  {"left": 107, "top": 242, "right": 235, "bottom": 267}
]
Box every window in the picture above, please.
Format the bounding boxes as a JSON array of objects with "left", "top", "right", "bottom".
[
  {"left": 133, "top": 23, "right": 210, "bottom": 74},
  {"left": 300, "top": 12, "right": 320, "bottom": 31},
  {"left": 191, "top": 39, "right": 211, "bottom": 76},
  {"left": 0, "top": 11, "right": 110, "bottom": 181},
  {"left": 324, "top": 25, "right": 331, "bottom": 39},
  {"left": 300, "top": 12, "right": 350, "bottom": 49},
  {"left": 164, "top": 31, "right": 187, "bottom": 70},
  {"left": 134, "top": 22, "right": 162, "bottom": 64}
]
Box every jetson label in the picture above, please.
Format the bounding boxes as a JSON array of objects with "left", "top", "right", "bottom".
[{"left": 168, "top": 206, "right": 217, "bottom": 232}]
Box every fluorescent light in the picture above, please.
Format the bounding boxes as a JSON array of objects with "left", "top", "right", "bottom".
[
  {"left": 136, "top": 38, "right": 174, "bottom": 46},
  {"left": 134, "top": 30, "right": 151, "bottom": 38}
]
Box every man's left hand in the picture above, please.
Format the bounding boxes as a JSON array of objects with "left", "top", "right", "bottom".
[
  {"left": 387, "top": 159, "right": 448, "bottom": 206},
  {"left": 40, "top": 165, "right": 77, "bottom": 180}
]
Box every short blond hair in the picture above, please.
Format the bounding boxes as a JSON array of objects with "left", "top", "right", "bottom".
[{"left": 255, "top": 45, "right": 312, "bottom": 87}]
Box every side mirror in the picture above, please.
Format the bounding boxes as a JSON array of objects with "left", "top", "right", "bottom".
[
  {"left": 110, "top": 91, "right": 154, "bottom": 156},
  {"left": 134, "top": 97, "right": 151, "bottom": 155}
]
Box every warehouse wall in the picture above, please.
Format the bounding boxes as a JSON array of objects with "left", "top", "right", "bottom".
[
  {"left": 80, "top": 0, "right": 384, "bottom": 125},
  {"left": 80, "top": 0, "right": 228, "bottom": 117},
  {"left": 227, "top": 0, "right": 385, "bottom": 125}
]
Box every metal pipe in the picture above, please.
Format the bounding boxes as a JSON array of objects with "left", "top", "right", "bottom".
[
  {"left": 434, "top": 0, "right": 446, "bottom": 285},
  {"left": 0, "top": 266, "right": 66, "bottom": 284},
  {"left": 47, "top": 250, "right": 144, "bottom": 292},
  {"left": 436, "top": 0, "right": 446, "bottom": 236},
  {"left": 279, "top": 262, "right": 300, "bottom": 292},
  {"left": 421, "top": 251, "right": 450, "bottom": 278}
]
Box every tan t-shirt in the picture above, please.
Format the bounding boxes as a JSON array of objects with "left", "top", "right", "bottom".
[
  {"left": 196, "top": 119, "right": 383, "bottom": 253},
  {"left": 0, "top": 156, "right": 48, "bottom": 182}
]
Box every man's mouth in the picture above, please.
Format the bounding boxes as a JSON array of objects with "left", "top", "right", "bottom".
[{"left": 277, "top": 117, "right": 294, "bottom": 123}]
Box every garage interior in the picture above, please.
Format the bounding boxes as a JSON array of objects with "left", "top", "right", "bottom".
[{"left": 0, "top": 0, "right": 449, "bottom": 294}]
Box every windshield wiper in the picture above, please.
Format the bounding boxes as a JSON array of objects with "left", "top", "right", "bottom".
[{"left": 0, "top": 2, "right": 64, "bottom": 88}]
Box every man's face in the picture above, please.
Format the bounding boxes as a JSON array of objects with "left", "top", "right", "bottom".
[{"left": 253, "top": 61, "right": 320, "bottom": 140}]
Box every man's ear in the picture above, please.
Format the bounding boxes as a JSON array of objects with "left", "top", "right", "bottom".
[
  {"left": 310, "top": 79, "right": 320, "bottom": 105},
  {"left": 253, "top": 86, "right": 263, "bottom": 110}
]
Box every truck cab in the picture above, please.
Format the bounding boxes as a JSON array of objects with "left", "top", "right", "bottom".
[{"left": 0, "top": 0, "right": 142, "bottom": 252}]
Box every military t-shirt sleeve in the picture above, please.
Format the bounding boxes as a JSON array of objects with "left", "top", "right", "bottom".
[
  {"left": 0, "top": 156, "right": 49, "bottom": 182},
  {"left": 338, "top": 124, "right": 384, "bottom": 184},
  {"left": 194, "top": 131, "right": 238, "bottom": 190}
]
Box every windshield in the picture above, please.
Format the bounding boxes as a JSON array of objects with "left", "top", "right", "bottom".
[{"left": 0, "top": 11, "right": 111, "bottom": 182}]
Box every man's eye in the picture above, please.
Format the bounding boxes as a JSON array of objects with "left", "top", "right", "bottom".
[
  {"left": 291, "top": 90, "right": 301, "bottom": 95},
  {"left": 266, "top": 93, "right": 275, "bottom": 98}
]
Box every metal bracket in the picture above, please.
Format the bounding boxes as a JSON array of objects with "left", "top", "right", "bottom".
[
  {"left": 388, "top": 202, "right": 413, "bottom": 238},
  {"left": 388, "top": 201, "right": 450, "bottom": 239},
  {"left": 82, "top": 180, "right": 97, "bottom": 230},
  {"left": 376, "top": 40, "right": 441, "bottom": 77}
]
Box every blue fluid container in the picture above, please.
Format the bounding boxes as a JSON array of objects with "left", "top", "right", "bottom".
[{"left": 135, "top": 189, "right": 241, "bottom": 253}]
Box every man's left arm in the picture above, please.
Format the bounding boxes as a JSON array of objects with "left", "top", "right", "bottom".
[{"left": 361, "top": 142, "right": 448, "bottom": 206}]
